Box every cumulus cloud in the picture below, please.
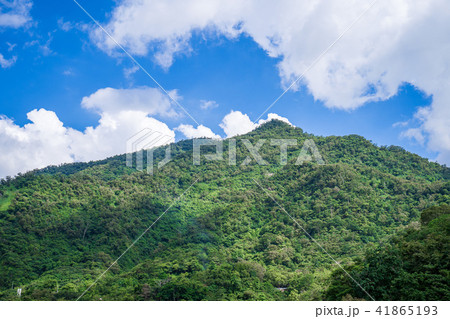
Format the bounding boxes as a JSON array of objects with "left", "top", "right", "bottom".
[
  {"left": 0, "top": 53, "right": 16, "bottom": 68},
  {"left": 67, "top": 110, "right": 174, "bottom": 163},
  {"left": 219, "top": 110, "right": 256, "bottom": 138},
  {"left": 0, "top": 87, "right": 177, "bottom": 177},
  {"left": 75, "top": 87, "right": 178, "bottom": 158},
  {"left": 0, "top": 0, "right": 32, "bottom": 28},
  {"left": 176, "top": 124, "right": 220, "bottom": 139},
  {"left": 219, "top": 110, "right": 292, "bottom": 138},
  {"left": 258, "top": 113, "right": 293, "bottom": 126},
  {"left": 0, "top": 109, "right": 74, "bottom": 177},
  {"left": 90, "top": 0, "right": 242, "bottom": 67},
  {"left": 91, "top": 0, "right": 450, "bottom": 164}
]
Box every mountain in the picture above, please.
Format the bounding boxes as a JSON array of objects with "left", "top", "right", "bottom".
[{"left": 0, "top": 120, "right": 448, "bottom": 300}]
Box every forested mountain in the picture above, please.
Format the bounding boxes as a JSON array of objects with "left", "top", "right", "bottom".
[{"left": 0, "top": 120, "right": 448, "bottom": 300}]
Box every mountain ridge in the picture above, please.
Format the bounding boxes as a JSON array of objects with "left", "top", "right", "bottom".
[{"left": 9, "top": 120, "right": 446, "bottom": 183}]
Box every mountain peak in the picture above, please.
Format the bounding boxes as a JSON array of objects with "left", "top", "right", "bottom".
[{"left": 254, "top": 118, "right": 301, "bottom": 134}]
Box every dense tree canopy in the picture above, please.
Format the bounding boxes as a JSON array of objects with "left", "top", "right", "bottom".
[
  {"left": 0, "top": 120, "right": 448, "bottom": 300},
  {"left": 326, "top": 204, "right": 449, "bottom": 301}
]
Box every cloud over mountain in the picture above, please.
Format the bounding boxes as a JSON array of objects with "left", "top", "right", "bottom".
[
  {"left": 219, "top": 111, "right": 292, "bottom": 138},
  {"left": 91, "top": 0, "right": 450, "bottom": 164},
  {"left": 0, "top": 87, "right": 177, "bottom": 177}
]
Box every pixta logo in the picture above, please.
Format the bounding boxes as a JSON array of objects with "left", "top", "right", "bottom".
[
  {"left": 193, "top": 138, "right": 324, "bottom": 166},
  {"left": 126, "top": 130, "right": 324, "bottom": 174}
]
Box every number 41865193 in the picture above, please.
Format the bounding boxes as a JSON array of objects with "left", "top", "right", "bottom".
[{"left": 376, "top": 306, "right": 438, "bottom": 316}]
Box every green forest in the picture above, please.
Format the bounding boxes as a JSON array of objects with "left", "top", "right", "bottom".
[{"left": 0, "top": 120, "right": 448, "bottom": 300}]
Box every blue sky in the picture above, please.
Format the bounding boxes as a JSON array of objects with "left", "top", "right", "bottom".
[{"left": 0, "top": 0, "right": 448, "bottom": 177}]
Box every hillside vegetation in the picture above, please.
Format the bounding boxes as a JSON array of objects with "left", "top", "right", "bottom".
[{"left": 0, "top": 120, "right": 448, "bottom": 300}]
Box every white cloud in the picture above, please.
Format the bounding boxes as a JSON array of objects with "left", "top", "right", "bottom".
[
  {"left": 91, "top": 0, "right": 450, "bottom": 164},
  {"left": 176, "top": 124, "right": 220, "bottom": 139},
  {"left": 0, "top": 53, "right": 16, "bottom": 68},
  {"left": 123, "top": 65, "right": 139, "bottom": 79},
  {"left": 81, "top": 86, "right": 179, "bottom": 118},
  {"left": 57, "top": 17, "right": 88, "bottom": 33},
  {"left": 67, "top": 110, "right": 174, "bottom": 163},
  {"left": 90, "top": 0, "right": 242, "bottom": 66},
  {"left": 0, "top": 0, "right": 32, "bottom": 28},
  {"left": 392, "top": 120, "right": 410, "bottom": 128},
  {"left": 73, "top": 86, "right": 177, "bottom": 161},
  {"left": 258, "top": 113, "right": 293, "bottom": 126},
  {"left": 200, "top": 100, "right": 219, "bottom": 110},
  {"left": 400, "top": 128, "right": 426, "bottom": 146},
  {"left": 0, "top": 109, "right": 74, "bottom": 177},
  {"left": 57, "top": 18, "right": 72, "bottom": 32},
  {"left": 0, "top": 87, "right": 177, "bottom": 177},
  {"left": 219, "top": 110, "right": 292, "bottom": 138},
  {"left": 24, "top": 33, "right": 53, "bottom": 56},
  {"left": 219, "top": 110, "right": 256, "bottom": 138},
  {"left": 176, "top": 111, "right": 292, "bottom": 140}
]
